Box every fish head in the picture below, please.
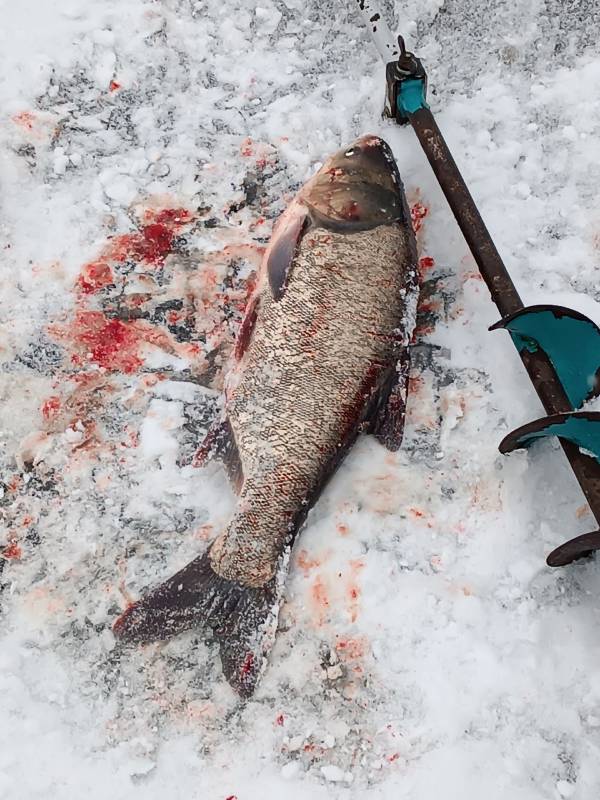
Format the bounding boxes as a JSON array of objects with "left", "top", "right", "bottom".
[{"left": 301, "top": 135, "right": 404, "bottom": 232}]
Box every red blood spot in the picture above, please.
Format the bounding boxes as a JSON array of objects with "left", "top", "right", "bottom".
[
  {"left": 149, "top": 208, "right": 192, "bottom": 227},
  {"left": 103, "top": 225, "right": 173, "bottom": 267},
  {"left": 335, "top": 637, "right": 365, "bottom": 659},
  {"left": 3, "top": 542, "right": 22, "bottom": 560},
  {"left": 417, "top": 297, "right": 441, "bottom": 318},
  {"left": 77, "top": 261, "right": 114, "bottom": 294},
  {"left": 225, "top": 796, "right": 238, "bottom": 800},
  {"left": 7, "top": 476, "right": 22, "bottom": 493},
  {"left": 409, "top": 507, "right": 424, "bottom": 518},
  {"left": 418, "top": 256, "right": 435, "bottom": 279},
  {"left": 276, "top": 714, "right": 285, "bottom": 726},
  {"left": 140, "top": 223, "right": 174, "bottom": 262},
  {"left": 240, "top": 137, "right": 254, "bottom": 156},
  {"left": 78, "top": 209, "right": 193, "bottom": 278},
  {"left": 12, "top": 111, "right": 35, "bottom": 131},
  {"left": 311, "top": 575, "right": 330, "bottom": 625},
  {"left": 240, "top": 652, "right": 254, "bottom": 678},
  {"left": 387, "top": 752, "right": 401, "bottom": 762},
  {"left": 336, "top": 522, "right": 349, "bottom": 536},
  {"left": 41, "top": 395, "right": 61, "bottom": 421},
  {"left": 410, "top": 202, "right": 428, "bottom": 233},
  {"left": 296, "top": 549, "right": 320, "bottom": 574},
  {"left": 343, "top": 201, "right": 360, "bottom": 220},
  {"left": 109, "top": 80, "right": 121, "bottom": 92},
  {"left": 70, "top": 311, "right": 144, "bottom": 373}
]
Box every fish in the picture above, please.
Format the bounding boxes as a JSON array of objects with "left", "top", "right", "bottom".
[{"left": 113, "top": 134, "right": 419, "bottom": 696}]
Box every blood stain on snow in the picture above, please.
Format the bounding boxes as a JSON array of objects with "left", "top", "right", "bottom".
[
  {"left": 64, "top": 312, "right": 145, "bottom": 373},
  {"left": 77, "top": 207, "right": 194, "bottom": 290},
  {"left": 346, "top": 559, "right": 365, "bottom": 623},
  {"left": 311, "top": 574, "right": 330, "bottom": 626},
  {"left": 410, "top": 202, "right": 428, "bottom": 234},
  {"left": 144, "top": 208, "right": 193, "bottom": 226},
  {"left": 408, "top": 375, "right": 425, "bottom": 394},
  {"left": 240, "top": 652, "right": 254, "bottom": 678},
  {"left": 275, "top": 713, "right": 285, "bottom": 726},
  {"left": 335, "top": 636, "right": 366, "bottom": 661},
  {"left": 192, "top": 524, "right": 214, "bottom": 541},
  {"left": 239, "top": 136, "right": 274, "bottom": 170},
  {"left": 104, "top": 224, "right": 174, "bottom": 266},
  {"left": 41, "top": 395, "right": 61, "bottom": 421},
  {"left": 2, "top": 542, "right": 22, "bottom": 560},
  {"left": 11, "top": 111, "right": 36, "bottom": 131},
  {"left": 418, "top": 255, "right": 435, "bottom": 278},
  {"left": 336, "top": 522, "right": 349, "bottom": 536},
  {"left": 240, "top": 137, "right": 254, "bottom": 157},
  {"left": 296, "top": 549, "right": 321, "bottom": 575},
  {"left": 109, "top": 80, "right": 121, "bottom": 91},
  {"left": 7, "top": 475, "right": 22, "bottom": 493},
  {"left": 77, "top": 261, "right": 114, "bottom": 294}
]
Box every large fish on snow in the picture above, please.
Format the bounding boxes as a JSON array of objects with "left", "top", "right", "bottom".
[{"left": 114, "top": 135, "right": 419, "bottom": 696}]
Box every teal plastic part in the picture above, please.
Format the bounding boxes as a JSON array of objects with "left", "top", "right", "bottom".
[
  {"left": 490, "top": 305, "right": 600, "bottom": 409},
  {"left": 499, "top": 411, "right": 600, "bottom": 465},
  {"left": 396, "top": 78, "right": 429, "bottom": 117}
]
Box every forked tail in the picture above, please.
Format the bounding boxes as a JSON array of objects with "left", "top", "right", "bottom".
[{"left": 113, "top": 550, "right": 283, "bottom": 697}]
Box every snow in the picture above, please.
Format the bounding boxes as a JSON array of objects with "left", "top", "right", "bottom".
[{"left": 2, "top": 0, "right": 600, "bottom": 797}]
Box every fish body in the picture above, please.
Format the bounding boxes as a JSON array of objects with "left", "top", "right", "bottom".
[{"left": 114, "top": 135, "right": 419, "bottom": 695}]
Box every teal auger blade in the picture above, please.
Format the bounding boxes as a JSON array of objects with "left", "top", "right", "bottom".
[
  {"left": 490, "top": 305, "right": 600, "bottom": 410},
  {"left": 499, "top": 411, "right": 600, "bottom": 465}
]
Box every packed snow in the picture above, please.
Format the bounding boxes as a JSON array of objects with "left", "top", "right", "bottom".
[{"left": 2, "top": 0, "right": 600, "bottom": 797}]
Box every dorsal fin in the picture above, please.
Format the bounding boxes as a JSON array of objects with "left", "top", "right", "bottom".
[{"left": 266, "top": 202, "right": 309, "bottom": 300}]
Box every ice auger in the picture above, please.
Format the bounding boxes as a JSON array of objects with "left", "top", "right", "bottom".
[{"left": 355, "top": 1, "right": 600, "bottom": 567}]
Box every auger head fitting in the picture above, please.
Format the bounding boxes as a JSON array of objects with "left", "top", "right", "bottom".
[{"left": 385, "top": 36, "right": 429, "bottom": 124}]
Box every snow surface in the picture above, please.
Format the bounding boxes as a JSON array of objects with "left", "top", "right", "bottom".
[{"left": 2, "top": 0, "right": 600, "bottom": 797}]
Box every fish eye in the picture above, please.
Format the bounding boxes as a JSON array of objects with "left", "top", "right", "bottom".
[{"left": 345, "top": 147, "right": 358, "bottom": 157}]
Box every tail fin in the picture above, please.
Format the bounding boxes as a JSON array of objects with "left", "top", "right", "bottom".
[{"left": 113, "top": 551, "right": 281, "bottom": 697}]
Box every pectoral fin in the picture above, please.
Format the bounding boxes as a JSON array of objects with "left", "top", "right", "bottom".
[{"left": 266, "top": 202, "right": 309, "bottom": 300}]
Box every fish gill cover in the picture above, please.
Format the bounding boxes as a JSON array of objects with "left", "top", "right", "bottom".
[{"left": 1, "top": 0, "right": 600, "bottom": 798}]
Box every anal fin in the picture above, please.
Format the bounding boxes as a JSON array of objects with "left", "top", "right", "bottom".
[{"left": 368, "top": 349, "right": 411, "bottom": 452}]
